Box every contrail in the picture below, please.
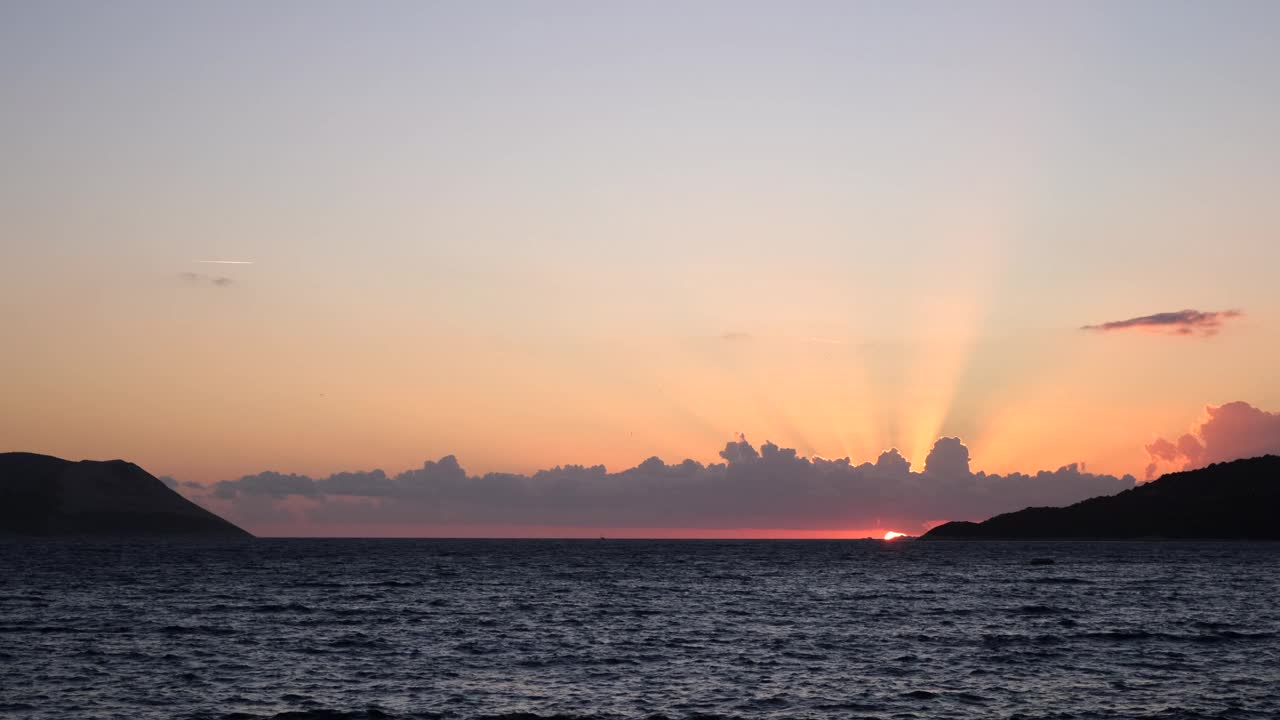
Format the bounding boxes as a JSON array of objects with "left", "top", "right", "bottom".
[{"left": 196, "top": 260, "right": 255, "bottom": 265}]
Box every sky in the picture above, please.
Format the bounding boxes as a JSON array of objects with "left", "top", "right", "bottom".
[{"left": 3, "top": 1, "right": 1280, "bottom": 536}]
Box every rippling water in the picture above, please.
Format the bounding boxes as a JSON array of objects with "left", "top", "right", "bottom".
[{"left": 2, "top": 539, "right": 1278, "bottom": 720}]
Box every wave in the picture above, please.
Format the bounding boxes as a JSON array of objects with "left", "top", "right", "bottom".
[
  {"left": 985, "top": 629, "right": 1277, "bottom": 646},
  {"left": 1081, "top": 630, "right": 1276, "bottom": 643},
  {"left": 200, "top": 709, "right": 1276, "bottom": 720},
  {"left": 159, "top": 624, "right": 237, "bottom": 636},
  {"left": 251, "top": 602, "right": 314, "bottom": 613},
  {"left": 1012, "top": 604, "right": 1078, "bottom": 615}
]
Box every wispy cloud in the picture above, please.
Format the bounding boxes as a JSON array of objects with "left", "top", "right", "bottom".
[
  {"left": 1081, "top": 309, "right": 1242, "bottom": 336},
  {"left": 180, "top": 272, "right": 233, "bottom": 287},
  {"left": 195, "top": 260, "right": 255, "bottom": 265}
]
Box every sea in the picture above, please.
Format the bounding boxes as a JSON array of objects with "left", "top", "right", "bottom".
[{"left": 1, "top": 539, "right": 1278, "bottom": 720}]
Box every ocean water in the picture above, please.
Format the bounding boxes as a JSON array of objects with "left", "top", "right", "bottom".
[{"left": 1, "top": 540, "right": 1278, "bottom": 720}]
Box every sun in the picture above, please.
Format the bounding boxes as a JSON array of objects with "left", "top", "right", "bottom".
[{"left": 883, "top": 531, "right": 907, "bottom": 541}]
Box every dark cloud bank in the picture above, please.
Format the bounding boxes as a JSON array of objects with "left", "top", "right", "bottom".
[
  {"left": 190, "top": 436, "right": 1139, "bottom": 534},
  {"left": 1082, "top": 308, "right": 1242, "bottom": 336}
]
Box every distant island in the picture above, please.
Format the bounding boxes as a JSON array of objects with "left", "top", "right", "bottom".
[
  {"left": 0, "top": 452, "right": 251, "bottom": 538},
  {"left": 924, "top": 455, "right": 1280, "bottom": 540}
]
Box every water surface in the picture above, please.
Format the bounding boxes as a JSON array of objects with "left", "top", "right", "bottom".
[{"left": 2, "top": 539, "right": 1278, "bottom": 720}]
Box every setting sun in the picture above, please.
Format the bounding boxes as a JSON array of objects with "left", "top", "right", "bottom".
[{"left": 883, "top": 531, "right": 907, "bottom": 541}]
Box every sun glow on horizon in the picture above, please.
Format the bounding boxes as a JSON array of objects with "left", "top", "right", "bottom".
[{"left": 883, "top": 531, "right": 907, "bottom": 541}]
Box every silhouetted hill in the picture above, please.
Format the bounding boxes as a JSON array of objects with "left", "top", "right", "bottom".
[
  {"left": 0, "top": 452, "right": 250, "bottom": 538},
  {"left": 923, "top": 455, "right": 1280, "bottom": 540}
]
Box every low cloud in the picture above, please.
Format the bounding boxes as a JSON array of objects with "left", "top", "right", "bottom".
[
  {"left": 178, "top": 437, "right": 1135, "bottom": 535},
  {"left": 1145, "top": 401, "right": 1280, "bottom": 479},
  {"left": 212, "top": 471, "right": 316, "bottom": 499},
  {"left": 1082, "top": 309, "right": 1241, "bottom": 336},
  {"left": 180, "top": 272, "right": 233, "bottom": 287},
  {"left": 161, "top": 476, "right": 204, "bottom": 491}
]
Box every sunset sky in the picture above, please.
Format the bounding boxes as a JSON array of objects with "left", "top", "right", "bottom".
[{"left": 3, "top": 2, "right": 1279, "bottom": 536}]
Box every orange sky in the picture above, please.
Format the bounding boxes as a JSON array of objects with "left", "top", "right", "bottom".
[{"left": 4, "top": 3, "right": 1280, "bottom": 536}]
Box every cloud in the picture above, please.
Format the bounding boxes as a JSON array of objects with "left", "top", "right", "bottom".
[
  {"left": 212, "top": 471, "right": 317, "bottom": 499},
  {"left": 180, "top": 272, "right": 233, "bottom": 287},
  {"left": 719, "top": 332, "right": 752, "bottom": 342},
  {"left": 924, "top": 437, "right": 970, "bottom": 477},
  {"left": 875, "top": 449, "right": 911, "bottom": 478},
  {"left": 177, "top": 436, "right": 1135, "bottom": 535},
  {"left": 161, "top": 476, "right": 206, "bottom": 491},
  {"left": 1145, "top": 401, "right": 1280, "bottom": 479},
  {"left": 196, "top": 259, "right": 255, "bottom": 265},
  {"left": 1081, "top": 309, "right": 1242, "bottom": 336}
]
